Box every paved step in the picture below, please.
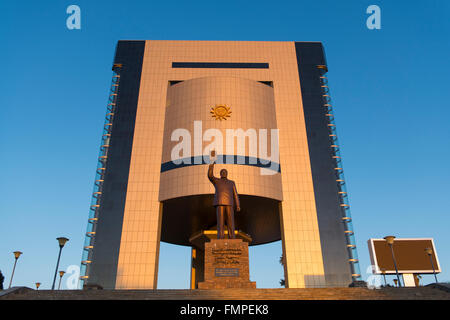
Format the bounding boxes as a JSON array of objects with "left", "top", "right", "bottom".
[{"left": 1, "top": 287, "right": 449, "bottom": 300}]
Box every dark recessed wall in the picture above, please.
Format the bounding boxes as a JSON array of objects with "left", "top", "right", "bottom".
[
  {"left": 87, "top": 40, "right": 146, "bottom": 289},
  {"left": 295, "top": 42, "right": 352, "bottom": 287}
]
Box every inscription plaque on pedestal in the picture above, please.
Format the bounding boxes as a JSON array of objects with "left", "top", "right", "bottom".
[
  {"left": 215, "top": 268, "right": 239, "bottom": 277},
  {"left": 198, "top": 238, "right": 256, "bottom": 289}
]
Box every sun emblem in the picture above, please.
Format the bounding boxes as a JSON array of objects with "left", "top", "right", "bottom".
[{"left": 210, "top": 104, "right": 232, "bottom": 121}]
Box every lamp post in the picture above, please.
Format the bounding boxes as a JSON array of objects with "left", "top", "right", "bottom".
[
  {"left": 35, "top": 282, "right": 41, "bottom": 290},
  {"left": 58, "top": 271, "right": 66, "bottom": 290},
  {"left": 8, "top": 251, "right": 23, "bottom": 288},
  {"left": 380, "top": 268, "right": 387, "bottom": 287},
  {"left": 384, "top": 236, "right": 402, "bottom": 287},
  {"left": 51, "top": 237, "right": 69, "bottom": 290},
  {"left": 425, "top": 247, "right": 438, "bottom": 283},
  {"left": 414, "top": 274, "right": 421, "bottom": 287}
]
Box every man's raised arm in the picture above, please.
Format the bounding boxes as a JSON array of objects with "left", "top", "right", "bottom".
[
  {"left": 208, "top": 150, "right": 217, "bottom": 183},
  {"left": 208, "top": 163, "right": 216, "bottom": 183}
]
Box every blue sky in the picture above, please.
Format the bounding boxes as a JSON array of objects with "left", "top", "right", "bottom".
[{"left": 1, "top": 0, "right": 449, "bottom": 289}]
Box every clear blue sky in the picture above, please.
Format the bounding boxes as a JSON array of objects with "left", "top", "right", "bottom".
[{"left": 1, "top": 0, "right": 449, "bottom": 289}]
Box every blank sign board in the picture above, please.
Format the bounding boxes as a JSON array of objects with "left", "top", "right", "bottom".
[{"left": 368, "top": 238, "right": 441, "bottom": 274}]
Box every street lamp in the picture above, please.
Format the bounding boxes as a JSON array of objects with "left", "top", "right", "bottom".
[
  {"left": 51, "top": 237, "right": 69, "bottom": 290},
  {"left": 58, "top": 271, "right": 66, "bottom": 290},
  {"left": 35, "top": 282, "right": 41, "bottom": 290},
  {"left": 8, "top": 251, "right": 23, "bottom": 288},
  {"left": 425, "top": 247, "right": 438, "bottom": 283},
  {"left": 380, "top": 268, "right": 387, "bottom": 287},
  {"left": 384, "top": 236, "right": 402, "bottom": 287}
]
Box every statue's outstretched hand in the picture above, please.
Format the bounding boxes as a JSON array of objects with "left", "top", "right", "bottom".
[{"left": 210, "top": 150, "right": 217, "bottom": 164}]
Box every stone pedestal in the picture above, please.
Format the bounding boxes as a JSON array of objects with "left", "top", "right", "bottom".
[{"left": 198, "top": 239, "right": 256, "bottom": 289}]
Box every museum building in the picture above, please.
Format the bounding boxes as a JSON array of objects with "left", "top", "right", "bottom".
[{"left": 80, "top": 40, "right": 360, "bottom": 289}]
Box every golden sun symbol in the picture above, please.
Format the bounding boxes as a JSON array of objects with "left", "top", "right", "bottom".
[{"left": 210, "top": 104, "right": 232, "bottom": 121}]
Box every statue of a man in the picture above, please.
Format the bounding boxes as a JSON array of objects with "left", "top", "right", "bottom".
[{"left": 208, "top": 150, "right": 240, "bottom": 239}]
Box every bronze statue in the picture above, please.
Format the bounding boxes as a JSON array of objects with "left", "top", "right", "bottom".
[{"left": 208, "top": 151, "right": 240, "bottom": 239}]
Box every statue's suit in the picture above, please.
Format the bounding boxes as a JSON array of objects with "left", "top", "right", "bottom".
[{"left": 208, "top": 164, "right": 240, "bottom": 239}]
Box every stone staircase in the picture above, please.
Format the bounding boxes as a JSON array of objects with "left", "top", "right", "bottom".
[{"left": 1, "top": 287, "right": 449, "bottom": 300}]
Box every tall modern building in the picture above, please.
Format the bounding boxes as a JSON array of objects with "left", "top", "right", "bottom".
[{"left": 80, "top": 40, "right": 361, "bottom": 289}]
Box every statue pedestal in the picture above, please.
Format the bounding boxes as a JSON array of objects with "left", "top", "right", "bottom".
[{"left": 197, "top": 238, "right": 256, "bottom": 289}]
